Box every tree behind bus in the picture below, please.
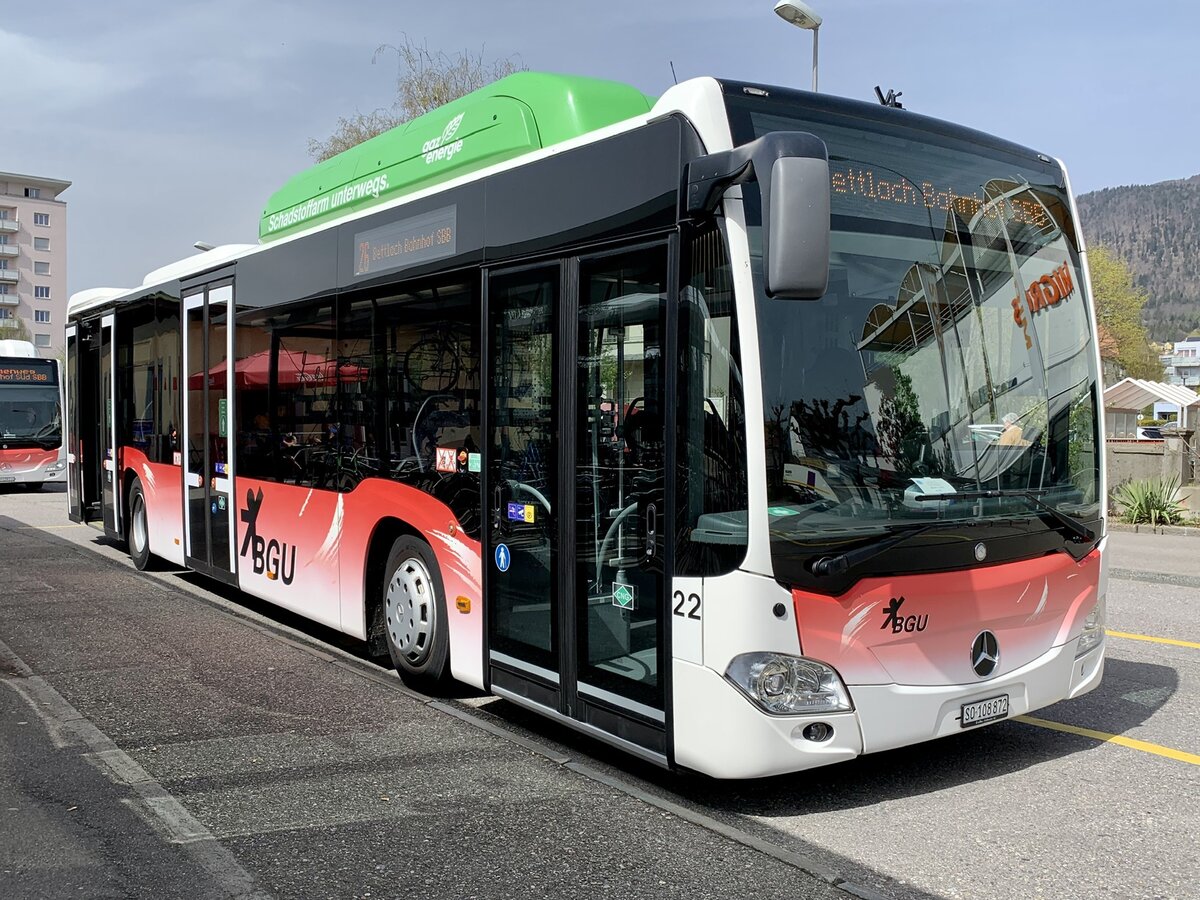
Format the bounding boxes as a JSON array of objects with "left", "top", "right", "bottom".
[{"left": 307, "top": 37, "right": 526, "bottom": 162}]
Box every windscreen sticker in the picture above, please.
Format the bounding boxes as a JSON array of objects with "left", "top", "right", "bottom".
[
  {"left": 435, "top": 447, "right": 457, "bottom": 473},
  {"left": 507, "top": 502, "right": 535, "bottom": 523},
  {"left": 612, "top": 582, "right": 636, "bottom": 610}
]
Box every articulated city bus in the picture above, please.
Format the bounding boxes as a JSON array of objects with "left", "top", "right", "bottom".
[
  {"left": 0, "top": 338, "right": 65, "bottom": 489},
  {"left": 66, "top": 72, "right": 1106, "bottom": 778}
]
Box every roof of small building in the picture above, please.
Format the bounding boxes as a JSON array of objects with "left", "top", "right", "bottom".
[{"left": 1104, "top": 378, "right": 1200, "bottom": 420}]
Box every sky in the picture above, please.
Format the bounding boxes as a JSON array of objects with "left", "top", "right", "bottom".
[{"left": 6, "top": 0, "right": 1199, "bottom": 297}]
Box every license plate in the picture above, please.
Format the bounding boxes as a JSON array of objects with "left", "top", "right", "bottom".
[
  {"left": 0, "top": 476, "right": 14, "bottom": 483},
  {"left": 960, "top": 694, "right": 1009, "bottom": 728}
]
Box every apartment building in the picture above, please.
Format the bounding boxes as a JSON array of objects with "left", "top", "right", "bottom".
[{"left": 0, "top": 171, "right": 70, "bottom": 357}]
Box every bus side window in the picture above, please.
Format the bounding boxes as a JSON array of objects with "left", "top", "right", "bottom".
[
  {"left": 377, "top": 276, "right": 482, "bottom": 537},
  {"left": 675, "top": 225, "right": 748, "bottom": 577}
]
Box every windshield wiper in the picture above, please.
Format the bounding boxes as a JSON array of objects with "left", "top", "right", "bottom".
[
  {"left": 914, "top": 489, "right": 1095, "bottom": 544},
  {"left": 812, "top": 521, "right": 952, "bottom": 577}
]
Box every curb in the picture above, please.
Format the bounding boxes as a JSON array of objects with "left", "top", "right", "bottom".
[{"left": 1107, "top": 522, "right": 1200, "bottom": 537}]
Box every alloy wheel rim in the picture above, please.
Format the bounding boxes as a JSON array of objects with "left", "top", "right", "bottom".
[
  {"left": 385, "top": 556, "right": 434, "bottom": 664},
  {"left": 132, "top": 495, "right": 147, "bottom": 554}
]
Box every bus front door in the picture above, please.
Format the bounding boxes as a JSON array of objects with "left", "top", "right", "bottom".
[
  {"left": 486, "top": 245, "right": 671, "bottom": 763},
  {"left": 65, "top": 324, "right": 83, "bottom": 523},
  {"left": 182, "top": 283, "right": 235, "bottom": 582},
  {"left": 100, "top": 314, "right": 118, "bottom": 534}
]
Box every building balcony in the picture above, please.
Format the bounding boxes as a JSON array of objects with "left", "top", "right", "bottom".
[
  {"left": 0, "top": 270, "right": 18, "bottom": 284},
  {"left": 0, "top": 245, "right": 17, "bottom": 258},
  {"left": 0, "top": 220, "right": 17, "bottom": 233},
  {"left": 0, "top": 295, "right": 18, "bottom": 306}
]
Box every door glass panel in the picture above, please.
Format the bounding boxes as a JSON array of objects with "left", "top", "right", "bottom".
[
  {"left": 488, "top": 267, "right": 559, "bottom": 675},
  {"left": 208, "top": 288, "right": 231, "bottom": 572},
  {"left": 576, "top": 248, "right": 668, "bottom": 711},
  {"left": 185, "top": 302, "right": 206, "bottom": 559},
  {"left": 100, "top": 323, "right": 115, "bottom": 530},
  {"left": 66, "top": 331, "right": 81, "bottom": 518}
]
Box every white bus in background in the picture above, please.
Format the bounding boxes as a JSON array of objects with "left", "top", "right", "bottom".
[{"left": 0, "top": 338, "right": 65, "bottom": 489}]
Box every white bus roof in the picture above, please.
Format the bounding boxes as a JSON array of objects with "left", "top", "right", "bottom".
[{"left": 0, "top": 339, "right": 38, "bottom": 358}]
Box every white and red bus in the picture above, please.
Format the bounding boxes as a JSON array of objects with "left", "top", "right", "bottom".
[
  {"left": 67, "top": 72, "right": 1106, "bottom": 778},
  {"left": 0, "top": 338, "right": 65, "bottom": 489}
]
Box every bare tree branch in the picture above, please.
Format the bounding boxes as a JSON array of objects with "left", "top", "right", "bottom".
[{"left": 308, "top": 36, "right": 526, "bottom": 163}]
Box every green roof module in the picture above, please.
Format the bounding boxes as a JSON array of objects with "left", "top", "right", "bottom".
[{"left": 259, "top": 72, "right": 656, "bottom": 242}]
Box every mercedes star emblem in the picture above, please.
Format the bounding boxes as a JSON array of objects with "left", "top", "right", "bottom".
[{"left": 971, "top": 630, "right": 1000, "bottom": 677}]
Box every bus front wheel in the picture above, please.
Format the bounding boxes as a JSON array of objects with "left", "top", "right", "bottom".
[
  {"left": 382, "top": 536, "right": 450, "bottom": 689},
  {"left": 128, "top": 478, "right": 153, "bottom": 571}
]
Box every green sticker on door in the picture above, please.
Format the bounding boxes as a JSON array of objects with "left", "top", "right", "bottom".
[
  {"left": 218, "top": 398, "right": 228, "bottom": 438},
  {"left": 612, "top": 582, "right": 636, "bottom": 610}
]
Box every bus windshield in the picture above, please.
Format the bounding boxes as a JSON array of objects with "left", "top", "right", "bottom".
[
  {"left": 726, "top": 90, "right": 1101, "bottom": 587},
  {"left": 0, "top": 383, "right": 61, "bottom": 443},
  {"left": 0, "top": 357, "right": 60, "bottom": 445}
]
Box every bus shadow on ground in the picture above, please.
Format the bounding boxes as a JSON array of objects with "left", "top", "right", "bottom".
[
  {"left": 479, "top": 654, "right": 1175, "bottom": 815},
  {"left": 69, "top": 529, "right": 1182, "bottom": 812},
  {"left": 0, "top": 483, "right": 66, "bottom": 495}
]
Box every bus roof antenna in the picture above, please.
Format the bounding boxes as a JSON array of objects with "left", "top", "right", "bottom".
[
  {"left": 874, "top": 86, "right": 904, "bottom": 109},
  {"left": 670, "top": 61, "right": 678, "bottom": 85},
  {"left": 193, "top": 240, "right": 216, "bottom": 251}
]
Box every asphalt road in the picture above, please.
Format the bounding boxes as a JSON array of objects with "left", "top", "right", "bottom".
[{"left": 2, "top": 486, "right": 1197, "bottom": 900}]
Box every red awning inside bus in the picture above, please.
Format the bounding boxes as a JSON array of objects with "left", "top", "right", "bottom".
[{"left": 189, "top": 349, "right": 365, "bottom": 390}]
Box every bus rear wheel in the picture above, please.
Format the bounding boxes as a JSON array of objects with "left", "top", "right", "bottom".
[
  {"left": 128, "top": 478, "right": 153, "bottom": 571},
  {"left": 382, "top": 536, "right": 450, "bottom": 689}
]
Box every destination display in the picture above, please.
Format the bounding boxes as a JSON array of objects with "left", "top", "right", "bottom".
[
  {"left": 0, "top": 361, "right": 56, "bottom": 384},
  {"left": 352, "top": 205, "right": 457, "bottom": 278},
  {"left": 830, "top": 164, "right": 1053, "bottom": 231}
]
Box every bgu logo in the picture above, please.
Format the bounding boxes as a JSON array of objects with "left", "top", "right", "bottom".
[
  {"left": 239, "top": 488, "right": 296, "bottom": 585},
  {"left": 881, "top": 596, "right": 928, "bottom": 633}
]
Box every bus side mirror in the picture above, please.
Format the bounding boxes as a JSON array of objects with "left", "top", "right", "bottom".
[
  {"left": 684, "top": 131, "right": 830, "bottom": 299},
  {"left": 767, "top": 155, "right": 830, "bottom": 299}
]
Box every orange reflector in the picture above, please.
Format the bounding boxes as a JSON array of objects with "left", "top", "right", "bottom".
[
  {"left": 456, "top": 596, "right": 471, "bottom": 613},
  {"left": 267, "top": 571, "right": 277, "bottom": 581},
  {"left": 174, "top": 538, "right": 181, "bottom": 545}
]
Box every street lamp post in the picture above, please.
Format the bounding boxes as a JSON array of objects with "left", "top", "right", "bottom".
[{"left": 773, "top": 0, "right": 822, "bottom": 92}]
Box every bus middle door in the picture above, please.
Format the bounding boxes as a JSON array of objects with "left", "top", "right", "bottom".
[{"left": 182, "top": 282, "right": 236, "bottom": 583}]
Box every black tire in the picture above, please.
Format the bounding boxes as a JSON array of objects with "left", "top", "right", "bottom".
[
  {"left": 381, "top": 536, "right": 451, "bottom": 688},
  {"left": 127, "top": 478, "right": 153, "bottom": 571},
  {"left": 24, "top": 482, "right": 44, "bottom": 492}
]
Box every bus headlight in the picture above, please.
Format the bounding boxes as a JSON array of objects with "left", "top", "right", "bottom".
[
  {"left": 725, "top": 653, "right": 853, "bottom": 715},
  {"left": 1075, "top": 595, "right": 1106, "bottom": 659}
]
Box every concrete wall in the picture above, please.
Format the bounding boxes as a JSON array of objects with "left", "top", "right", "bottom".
[
  {"left": 1107, "top": 430, "right": 1198, "bottom": 509},
  {"left": 1107, "top": 440, "right": 1165, "bottom": 488}
]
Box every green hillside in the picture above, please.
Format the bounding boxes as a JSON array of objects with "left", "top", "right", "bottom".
[{"left": 1076, "top": 174, "right": 1200, "bottom": 341}]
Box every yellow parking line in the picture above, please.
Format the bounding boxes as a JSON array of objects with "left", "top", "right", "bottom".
[
  {"left": 1016, "top": 716, "right": 1200, "bottom": 766},
  {"left": 1106, "top": 629, "right": 1200, "bottom": 650}
]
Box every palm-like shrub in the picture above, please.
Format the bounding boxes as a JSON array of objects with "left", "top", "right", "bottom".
[{"left": 1113, "top": 476, "right": 1187, "bottom": 528}]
